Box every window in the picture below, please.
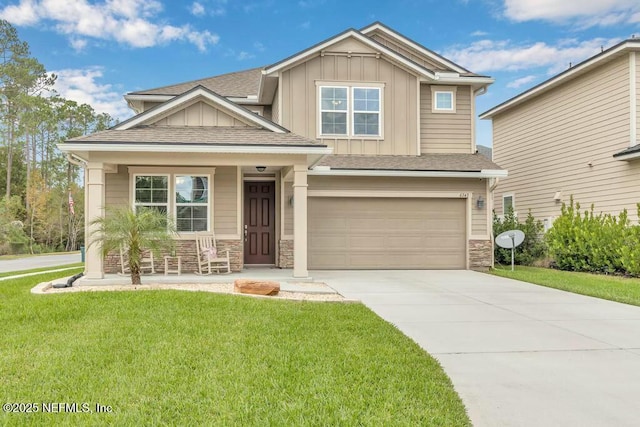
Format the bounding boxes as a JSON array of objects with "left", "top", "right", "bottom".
[
  {"left": 175, "top": 175, "right": 209, "bottom": 232},
  {"left": 503, "top": 194, "right": 514, "bottom": 214},
  {"left": 432, "top": 86, "right": 457, "bottom": 113},
  {"left": 133, "top": 172, "right": 211, "bottom": 233},
  {"left": 352, "top": 88, "right": 380, "bottom": 136},
  {"left": 319, "top": 84, "right": 382, "bottom": 137},
  {"left": 320, "top": 87, "right": 348, "bottom": 135},
  {"left": 134, "top": 175, "right": 168, "bottom": 214}
]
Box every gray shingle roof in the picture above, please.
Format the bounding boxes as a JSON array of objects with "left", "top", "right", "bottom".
[
  {"left": 128, "top": 68, "right": 262, "bottom": 98},
  {"left": 316, "top": 154, "right": 503, "bottom": 172},
  {"left": 67, "top": 126, "right": 325, "bottom": 147}
]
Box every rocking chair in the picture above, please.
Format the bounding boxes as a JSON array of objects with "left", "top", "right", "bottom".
[{"left": 195, "top": 232, "right": 231, "bottom": 274}]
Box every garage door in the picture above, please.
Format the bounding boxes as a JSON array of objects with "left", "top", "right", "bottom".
[{"left": 308, "top": 197, "right": 466, "bottom": 269}]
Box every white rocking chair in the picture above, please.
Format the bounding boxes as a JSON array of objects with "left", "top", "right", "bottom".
[
  {"left": 119, "top": 245, "right": 156, "bottom": 275},
  {"left": 195, "top": 232, "right": 231, "bottom": 274}
]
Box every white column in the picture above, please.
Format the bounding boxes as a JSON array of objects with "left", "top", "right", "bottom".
[
  {"left": 292, "top": 164, "right": 308, "bottom": 278},
  {"left": 84, "top": 162, "right": 105, "bottom": 279}
]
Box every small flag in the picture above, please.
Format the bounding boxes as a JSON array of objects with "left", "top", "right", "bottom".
[{"left": 69, "top": 192, "right": 75, "bottom": 216}]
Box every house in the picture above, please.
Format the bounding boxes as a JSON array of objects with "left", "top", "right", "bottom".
[
  {"left": 59, "top": 22, "right": 505, "bottom": 281},
  {"left": 481, "top": 39, "right": 640, "bottom": 229}
]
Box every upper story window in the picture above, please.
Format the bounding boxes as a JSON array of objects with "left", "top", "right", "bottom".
[
  {"left": 432, "top": 86, "right": 457, "bottom": 113},
  {"left": 318, "top": 83, "right": 383, "bottom": 138}
]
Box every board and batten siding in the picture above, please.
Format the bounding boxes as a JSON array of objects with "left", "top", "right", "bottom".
[
  {"left": 279, "top": 39, "right": 419, "bottom": 156},
  {"left": 152, "top": 100, "right": 249, "bottom": 127},
  {"left": 420, "top": 85, "right": 473, "bottom": 154},
  {"left": 493, "top": 55, "right": 640, "bottom": 222},
  {"left": 308, "top": 176, "right": 489, "bottom": 236}
]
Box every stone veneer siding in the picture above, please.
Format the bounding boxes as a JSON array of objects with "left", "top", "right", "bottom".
[
  {"left": 469, "top": 239, "right": 492, "bottom": 270},
  {"left": 278, "top": 239, "right": 293, "bottom": 268},
  {"left": 104, "top": 239, "right": 244, "bottom": 274}
]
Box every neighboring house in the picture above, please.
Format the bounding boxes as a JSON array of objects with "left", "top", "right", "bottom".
[
  {"left": 59, "top": 22, "right": 505, "bottom": 281},
  {"left": 481, "top": 39, "right": 640, "bottom": 230}
]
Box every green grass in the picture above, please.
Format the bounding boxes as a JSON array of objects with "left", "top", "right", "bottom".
[
  {"left": 0, "top": 271, "right": 469, "bottom": 426},
  {"left": 490, "top": 265, "right": 640, "bottom": 306},
  {"left": 0, "top": 263, "right": 84, "bottom": 278}
]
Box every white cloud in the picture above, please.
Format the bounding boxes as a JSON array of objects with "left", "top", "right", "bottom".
[
  {"left": 503, "top": 0, "right": 640, "bottom": 27},
  {"left": 506, "top": 75, "right": 537, "bottom": 89},
  {"left": 69, "top": 37, "right": 88, "bottom": 52},
  {"left": 443, "top": 37, "right": 620, "bottom": 74},
  {"left": 299, "top": 21, "right": 310, "bottom": 30},
  {"left": 190, "top": 2, "right": 205, "bottom": 16},
  {"left": 471, "top": 30, "right": 488, "bottom": 37},
  {"left": 253, "top": 41, "right": 265, "bottom": 52},
  {"left": 52, "top": 67, "right": 131, "bottom": 120},
  {"left": 0, "top": 0, "right": 219, "bottom": 51}
]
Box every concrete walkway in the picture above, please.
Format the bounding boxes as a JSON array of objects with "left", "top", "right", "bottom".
[{"left": 315, "top": 270, "right": 640, "bottom": 427}]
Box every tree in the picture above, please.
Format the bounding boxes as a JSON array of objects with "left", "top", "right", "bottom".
[
  {"left": 0, "top": 19, "right": 56, "bottom": 198},
  {"left": 89, "top": 207, "right": 176, "bottom": 285}
]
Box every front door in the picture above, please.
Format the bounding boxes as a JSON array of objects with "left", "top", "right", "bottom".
[{"left": 244, "top": 181, "right": 276, "bottom": 265}]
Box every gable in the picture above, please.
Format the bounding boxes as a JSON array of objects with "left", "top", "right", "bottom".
[
  {"left": 115, "top": 86, "right": 286, "bottom": 133},
  {"left": 324, "top": 37, "right": 380, "bottom": 55},
  {"left": 151, "top": 100, "right": 251, "bottom": 127}
]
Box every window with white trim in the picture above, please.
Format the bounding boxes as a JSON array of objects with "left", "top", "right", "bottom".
[
  {"left": 432, "top": 86, "right": 457, "bottom": 113},
  {"left": 175, "top": 175, "right": 209, "bottom": 232},
  {"left": 134, "top": 175, "right": 169, "bottom": 214},
  {"left": 319, "top": 85, "right": 382, "bottom": 137},
  {"left": 133, "top": 173, "right": 211, "bottom": 232},
  {"left": 502, "top": 194, "right": 514, "bottom": 214}
]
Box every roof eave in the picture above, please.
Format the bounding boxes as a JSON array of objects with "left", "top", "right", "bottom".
[
  {"left": 480, "top": 40, "right": 640, "bottom": 119},
  {"left": 58, "top": 142, "right": 332, "bottom": 155},
  {"left": 308, "top": 168, "right": 508, "bottom": 178}
]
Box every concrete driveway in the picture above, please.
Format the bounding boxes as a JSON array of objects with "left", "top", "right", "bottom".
[{"left": 314, "top": 270, "right": 640, "bottom": 427}]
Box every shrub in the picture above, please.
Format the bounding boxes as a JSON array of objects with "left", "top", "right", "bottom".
[
  {"left": 493, "top": 208, "right": 546, "bottom": 265},
  {"left": 546, "top": 197, "right": 629, "bottom": 274}
]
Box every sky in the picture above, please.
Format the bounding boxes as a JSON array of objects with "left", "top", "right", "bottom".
[{"left": 1, "top": 0, "right": 639, "bottom": 147}]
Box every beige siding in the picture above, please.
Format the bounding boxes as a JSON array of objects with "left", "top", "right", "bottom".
[
  {"left": 421, "top": 85, "right": 473, "bottom": 154},
  {"left": 105, "top": 166, "right": 129, "bottom": 207},
  {"left": 152, "top": 101, "right": 249, "bottom": 127},
  {"left": 309, "top": 176, "right": 488, "bottom": 236},
  {"left": 283, "top": 181, "right": 293, "bottom": 235},
  {"left": 280, "top": 38, "right": 419, "bottom": 155},
  {"left": 493, "top": 55, "right": 637, "bottom": 222},
  {"left": 214, "top": 166, "right": 238, "bottom": 235},
  {"left": 369, "top": 31, "right": 448, "bottom": 71}
]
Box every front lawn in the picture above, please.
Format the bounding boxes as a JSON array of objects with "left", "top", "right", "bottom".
[
  {"left": 1, "top": 271, "right": 469, "bottom": 426},
  {"left": 490, "top": 266, "right": 640, "bottom": 307}
]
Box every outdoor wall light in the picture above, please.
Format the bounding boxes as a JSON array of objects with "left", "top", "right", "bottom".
[
  {"left": 476, "top": 195, "right": 485, "bottom": 209},
  {"left": 256, "top": 166, "right": 266, "bottom": 172}
]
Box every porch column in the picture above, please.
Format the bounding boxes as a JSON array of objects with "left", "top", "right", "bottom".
[
  {"left": 84, "top": 162, "right": 105, "bottom": 280},
  {"left": 292, "top": 164, "right": 308, "bottom": 278}
]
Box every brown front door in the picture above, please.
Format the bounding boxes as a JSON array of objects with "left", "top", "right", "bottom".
[{"left": 244, "top": 181, "right": 276, "bottom": 264}]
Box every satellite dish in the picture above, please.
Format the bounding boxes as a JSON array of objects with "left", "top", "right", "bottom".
[
  {"left": 495, "top": 230, "right": 525, "bottom": 271},
  {"left": 496, "top": 230, "right": 525, "bottom": 249}
]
